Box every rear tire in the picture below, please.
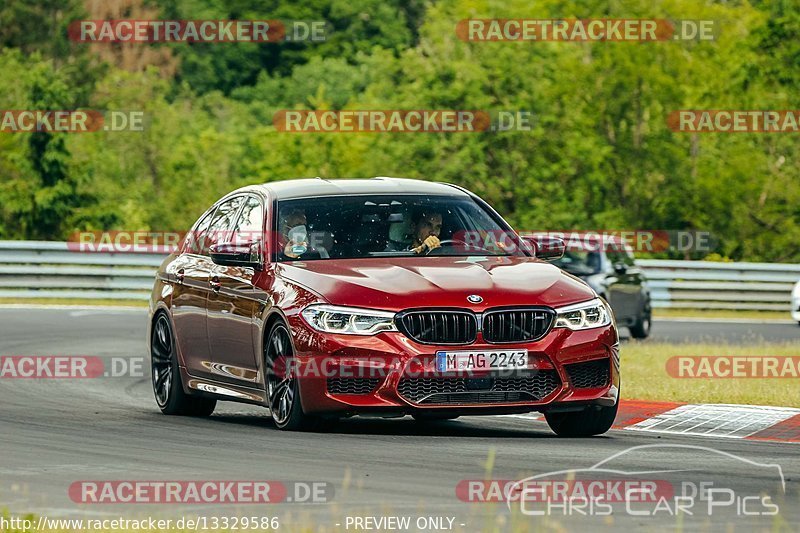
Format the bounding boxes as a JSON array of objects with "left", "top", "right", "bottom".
[
  {"left": 150, "top": 313, "right": 216, "bottom": 416},
  {"left": 545, "top": 401, "right": 618, "bottom": 437}
]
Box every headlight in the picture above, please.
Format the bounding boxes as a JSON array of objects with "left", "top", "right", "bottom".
[
  {"left": 301, "top": 305, "right": 397, "bottom": 335},
  {"left": 554, "top": 298, "right": 612, "bottom": 330}
]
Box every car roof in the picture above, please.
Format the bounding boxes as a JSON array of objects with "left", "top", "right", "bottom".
[{"left": 239, "top": 177, "right": 469, "bottom": 200}]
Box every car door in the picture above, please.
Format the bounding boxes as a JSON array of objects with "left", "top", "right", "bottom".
[
  {"left": 206, "top": 194, "right": 267, "bottom": 385},
  {"left": 181, "top": 195, "right": 245, "bottom": 378},
  {"left": 170, "top": 208, "right": 216, "bottom": 379}
]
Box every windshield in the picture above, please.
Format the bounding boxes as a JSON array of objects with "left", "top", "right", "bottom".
[
  {"left": 275, "top": 194, "right": 521, "bottom": 261},
  {"left": 551, "top": 250, "right": 602, "bottom": 275}
]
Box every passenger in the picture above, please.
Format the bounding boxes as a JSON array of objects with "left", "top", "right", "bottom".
[{"left": 279, "top": 208, "right": 308, "bottom": 259}]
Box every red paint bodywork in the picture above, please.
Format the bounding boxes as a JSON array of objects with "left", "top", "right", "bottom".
[{"left": 149, "top": 179, "right": 620, "bottom": 417}]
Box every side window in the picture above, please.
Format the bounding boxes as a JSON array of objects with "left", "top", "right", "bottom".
[
  {"left": 231, "top": 196, "right": 264, "bottom": 243},
  {"left": 185, "top": 209, "right": 215, "bottom": 255},
  {"left": 201, "top": 196, "right": 245, "bottom": 255}
]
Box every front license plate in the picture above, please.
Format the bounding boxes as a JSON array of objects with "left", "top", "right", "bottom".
[{"left": 436, "top": 350, "right": 528, "bottom": 372}]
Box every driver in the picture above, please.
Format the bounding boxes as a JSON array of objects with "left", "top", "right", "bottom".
[
  {"left": 410, "top": 210, "right": 443, "bottom": 254},
  {"left": 386, "top": 209, "right": 442, "bottom": 254}
]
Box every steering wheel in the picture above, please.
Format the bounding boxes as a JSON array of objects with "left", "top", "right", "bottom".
[{"left": 424, "top": 238, "right": 492, "bottom": 255}]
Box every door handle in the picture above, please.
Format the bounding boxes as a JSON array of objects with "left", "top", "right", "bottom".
[
  {"left": 210, "top": 276, "right": 221, "bottom": 291},
  {"left": 176, "top": 268, "right": 185, "bottom": 284}
]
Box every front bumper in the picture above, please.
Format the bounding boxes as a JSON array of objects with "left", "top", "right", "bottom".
[{"left": 286, "top": 314, "right": 620, "bottom": 416}]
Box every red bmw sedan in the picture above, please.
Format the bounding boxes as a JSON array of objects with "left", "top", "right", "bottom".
[{"left": 148, "top": 178, "right": 620, "bottom": 436}]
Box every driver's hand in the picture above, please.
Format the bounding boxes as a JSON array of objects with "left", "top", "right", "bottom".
[
  {"left": 424, "top": 235, "right": 441, "bottom": 251},
  {"left": 413, "top": 235, "right": 441, "bottom": 254}
]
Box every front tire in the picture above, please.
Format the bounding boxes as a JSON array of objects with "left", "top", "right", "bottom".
[
  {"left": 544, "top": 402, "right": 618, "bottom": 437},
  {"left": 265, "top": 321, "right": 318, "bottom": 431},
  {"left": 150, "top": 313, "right": 216, "bottom": 416}
]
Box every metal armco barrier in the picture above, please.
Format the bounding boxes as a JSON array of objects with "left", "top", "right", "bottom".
[
  {"left": 0, "top": 241, "right": 164, "bottom": 301},
  {"left": 638, "top": 259, "right": 800, "bottom": 311},
  {"left": 0, "top": 241, "right": 797, "bottom": 310}
]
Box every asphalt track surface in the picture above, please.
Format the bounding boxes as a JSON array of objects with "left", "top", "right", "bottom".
[{"left": 0, "top": 307, "right": 798, "bottom": 531}]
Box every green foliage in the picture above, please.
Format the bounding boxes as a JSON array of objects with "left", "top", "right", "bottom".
[
  {"left": 0, "top": 49, "right": 101, "bottom": 239},
  {"left": 0, "top": 0, "right": 798, "bottom": 262},
  {"left": 0, "top": 0, "right": 84, "bottom": 59},
  {"left": 160, "top": 0, "right": 421, "bottom": 94}
]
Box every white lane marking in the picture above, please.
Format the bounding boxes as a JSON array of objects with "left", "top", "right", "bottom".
[
  {"left": 68, "top": 309, "right": 146, "bottom": 317},
  {"left": 704, "top": 410, "right": 756, "bottom": 435},
  {"left": 626, "top": 404, "right": 800, "bottom": 439},
  {"left": 501, "top": 413, "right": 543, "bottom": 421}
]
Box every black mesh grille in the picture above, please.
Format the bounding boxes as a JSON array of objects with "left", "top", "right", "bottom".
[
  {"left": 327, "top": 378, "right": 382, "bottom": 395},
  {"left": 397, "top": 311, "right": 477, "bottom": 344},
  {"left": 482, "top": 309, "right": 555, "bottom": 343},
  {"left": 397, "top": 370, "right": 561, "bottom": 404},
  {"left": 565, "top": 359, "right": 610, "bottom": 389}
]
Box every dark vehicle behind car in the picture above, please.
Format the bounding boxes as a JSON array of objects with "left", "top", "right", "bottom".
[{"left": 550, "top": 235, "right": 651, "bottom": 339}]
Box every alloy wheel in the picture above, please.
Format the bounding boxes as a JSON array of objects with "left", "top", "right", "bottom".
[
  {"left": 151, "top": 314, "right": 174, "bottom": 408},
  {"left": 266, "top": 324, "right": 295, "bottom": 427}
]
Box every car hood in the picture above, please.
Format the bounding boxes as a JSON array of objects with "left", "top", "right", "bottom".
[{"left": 277, "top": 255, "right": 595, "bottom": 312}]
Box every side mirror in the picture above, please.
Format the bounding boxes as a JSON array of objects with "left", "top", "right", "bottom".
[
  {"left": 209, "top": 241, "right": 263, "bottom": 270},
  {"left": 521, "top": 236, "right": 565, "bottom": 260}
]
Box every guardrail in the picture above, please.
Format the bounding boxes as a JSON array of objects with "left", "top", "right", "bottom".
[
  {"left": 0, "top": 241, "right": 797, "bottom": 311},
  {"left": 638, "top": 259, "right": 799, "bottom": 311},
  {"left": 0, "top": 241, "right": 163, "bottom": 301}
]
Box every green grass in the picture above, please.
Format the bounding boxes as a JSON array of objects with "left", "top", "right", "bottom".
[
  {"left": 0, "top": 298, "right": 147, "bottom": 307},
  {"left": 653, "top": 308, "right": 791, "bottom": 320},
  {"left": 622, "top": 341, "right": 800, "bottom": 407}
]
